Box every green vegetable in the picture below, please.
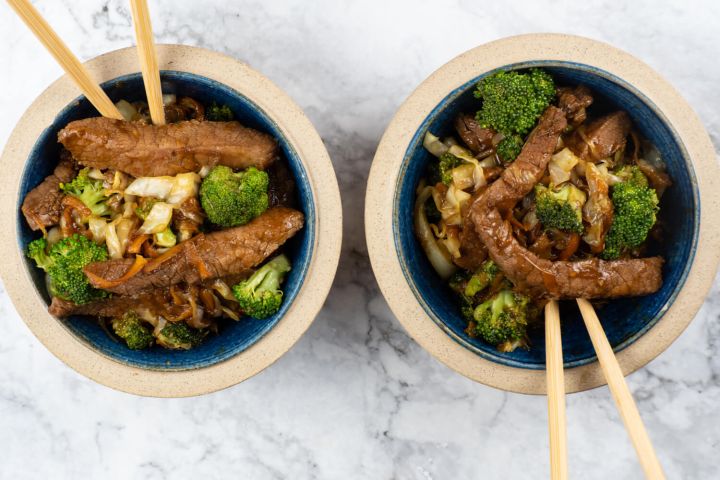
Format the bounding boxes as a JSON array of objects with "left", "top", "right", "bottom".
[
  {"left": 232, "top": 255, "right": 291, "bottom": 319},
  {"left": 472, "top": 290, "right": 530, "bottom": 350},
  {"left": 535, "top": 183, "right": 587, "bottom": 234},
  {"left": 156, "top": 322, "right": 208, "bottom": 350},
  {"left": 26, "top": 234, "right": 109, "bottom": 305},
  {"left": 206, "top": 102, "right": 234, "bottom": 122},
  {"left": 154, "top": 227, "right": 177, "bottom": 248},
  {"left": 135, "top": 198, "right": 159, "bottom": 220},
  {"left": 496, "top": 135, "right": 524, "bottom": 163},
  {"left": 614, "top": 165, "right": 649, "bottom": 188},
  {"left": 111, "top": 311, "right": 154, "bottom": 350},
  {"left": 473, "top": 69, "right": 555, "bottom": 163},
  {"left": 464, "top": 260, "right": 499, "bottom": 298},
  {"left": 601, "top": 177, "right": 659, "bottom": 260},
  {"left": 199, "top": 165, "right": 269, "bottom": 227},
  {"left": 438, "top": 153, "right": 463, "bottom": 186},
  {"left": 60, "top": 168, "right": 110, "bottom": 217}
]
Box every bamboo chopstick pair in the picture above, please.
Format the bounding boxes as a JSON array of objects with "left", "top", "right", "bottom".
[
  {"left": 545, "top": 299, "right": 666, "bottom": 480},
  {"left": 7, "top": 0, "right": 165, "bottom": 125},
  {"left": 8, "top": 1, "right": 667, "bottom": 478}
]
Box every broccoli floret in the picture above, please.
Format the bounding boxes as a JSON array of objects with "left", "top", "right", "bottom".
[
  {"left": 26, "top": 234, "right": 109, "bottom": 305},
  {"left": 535, "top": 184, "right": 587, "bottom": 234},
  {"left": 206, "top": 102, "right": 234, "bottom": 121},
  {"left": 135, "top": 197, "right": 158, "bottom": 220},
  {"left": 112, "top": 311, "right": 154, "bottom": 350},
  {"left": 199, "top": 165, "right": 269, "bottom": 227},
  {"left": 496, "top": 135, "right": 524, "bottom": 163},
  {"left": 156, "top": 322, "right": 208, "bottom": 350},
  {"left": 438, "top": 153, "right": 463, "bottom": 185},
  {"left": 233, "top": 255, "right": 291, "bottom": 319},
  {"left": 26, "top": 238, "right": 53, "bottom": 271},
  {"left": 60, "top": 168, "right": 110, "bottom": 217},
  {"left": 474, "top": 69, "right": 555, "bottom": 137},
  {"left": 472, "top": 290, "right": 530, "bottom": 350},
  {"left": 601, "top": 180, "right": 659, "bottom": 260},
  {"left": 615, "top": 165, "right": 649, "bottom": 188},
  {"left": 473, "top": 69, "right": 555, "bottom": 164},
  {"left": 465, "top": 260, "right": 499, "bottom": 298}
]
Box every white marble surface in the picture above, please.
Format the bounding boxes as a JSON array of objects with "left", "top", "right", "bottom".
[{"left": 1, "top": 1, "right": 718, "bottom": 478}]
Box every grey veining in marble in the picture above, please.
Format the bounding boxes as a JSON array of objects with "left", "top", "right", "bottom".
[{"left": 0, "top": 1, "right": 719, "bottom": 479}]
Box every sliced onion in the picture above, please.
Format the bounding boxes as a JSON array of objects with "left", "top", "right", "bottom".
[{"left": 211, "top": 280, "right": 238, "bottom": 302}]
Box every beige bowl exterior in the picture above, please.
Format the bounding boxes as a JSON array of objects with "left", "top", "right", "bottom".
[
  {"left": 365, "top": 34, "right": 720, "bottom": 394},
  {"left": 0, "top": 45, "right": 342, "bottom": 397}
]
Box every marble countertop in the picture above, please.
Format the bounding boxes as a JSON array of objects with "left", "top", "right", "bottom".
[{"left": 1, "top": 1, "right": 718, "bottom": 478}]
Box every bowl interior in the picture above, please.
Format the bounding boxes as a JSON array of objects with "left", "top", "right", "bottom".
[
  {"left": 394, "top": 61, "right": 698, "bottom": 369},
  {"left": 17, "top": 71, "right": 315, "bottom": 370}
]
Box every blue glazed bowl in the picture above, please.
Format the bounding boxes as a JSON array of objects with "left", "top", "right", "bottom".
[
  {"left": 17, "top": 71, "right": 315, "bottom": 371},
  {"left": 394, "top": 61, "right": 698, "bottom": 370}
]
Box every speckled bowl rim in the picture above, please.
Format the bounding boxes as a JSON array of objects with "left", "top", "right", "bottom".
[
  {"left": 365, "top": 33, "right": 720, "bottom": 394},
  {"left": 0, "top": 45, "right": 342, "bottom": 397}
]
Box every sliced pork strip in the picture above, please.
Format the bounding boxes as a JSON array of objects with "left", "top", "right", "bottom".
[
  {"left": 470, "top": 106, "right": 663, "bottom": 299},
  {"left": 565, "top": 111, "right": 631, "bottom": 162},
  {"left": 21, "top": 156, "right": 77, "bottom": 231},
  {"left": 84, "top": 207, "right": 303, "bottom": 296},
  {"left": 58, "top": 117, "right": 279, "bottom": 178}
]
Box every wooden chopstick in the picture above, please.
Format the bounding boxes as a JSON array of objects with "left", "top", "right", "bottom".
[
  {"left": 129, "top": 0, "right": 165, "bottom": 125},
  {"left": 545, "top": 300, "right": 568, "bottom": 480},
  {"left": 6, "top": 0, "right": 123, "bottom": 120},
  {"left": 576, "top": 298, "right": 666, "bottom": 479}
]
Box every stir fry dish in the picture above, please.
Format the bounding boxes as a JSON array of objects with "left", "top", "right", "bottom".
[
  {"left": 415, "top": 69, "right": 672, "bottom": 352},
  {"left": 22, "top": 95, "right": 304, "bottom": 351}
]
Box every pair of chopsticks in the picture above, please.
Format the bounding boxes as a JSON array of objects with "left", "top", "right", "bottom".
[
  {"left": 545, "top": 299, "right": 666, "bottom": 479},
  {"left": 7, "top": 0, "right": 166, "bottom": 125}
]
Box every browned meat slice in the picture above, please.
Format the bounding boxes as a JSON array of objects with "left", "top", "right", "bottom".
[
  {"left": 21, "top": 155, "right": 77, "bottom": 231},
  {"left": 481, "top": 107, "right": 568, "bottom": 211},
  {"left": 470, "top": 106, "right": 663, "bottom": 299},
  {"left": 84, "top": 207, "right": 303, "bottom": 296},
  {"left": 58, "top": 117, "right": 279, "bottom": 178},
  {"left": 454, "top": 114, "right": 494, "bottom": 154},
  {"left": 49, "top": 274, "right": 250, "bottom": 318},
  {"left": 453, "top": 191, "right": 488, "bottom": 271},
  {"left": 565, "top": 111, "right": 631, "bottom": 162},
  {"left": 557, "top": 85, "right": 593, "bottom": 126},
  {"left": 475, "top": 208, "right": 663, "bottom": 298}
]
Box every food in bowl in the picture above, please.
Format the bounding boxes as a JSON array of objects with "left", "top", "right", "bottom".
[
  {"left": 414, "top": 68, "right": 672, "bottom": 353},
  {"left": 21, "top": 94, "right": 304, "bottom": 351}
]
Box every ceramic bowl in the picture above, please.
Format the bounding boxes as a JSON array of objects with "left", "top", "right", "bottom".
[
  {"left": 0, "top": 45, "right": 342, "bottom": 397},
  {"left": 365, "top": 34, "right": 720, "bottom": 394}
]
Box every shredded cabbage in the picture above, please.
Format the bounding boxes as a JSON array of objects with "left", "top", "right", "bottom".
[
  {"left": 115, "top": 100, "right": 137, "bottom": 121},
  {"left": 125, "top": 173, "right": 200, "bottom": 206},
  {"left": 549, "top": 148, "right": 580, "bottom": 185},
  {"left": 448, "top": 145, "right": 486, "bottom": 190},
  {"left": 137, "top": 202, "right": 174, "bottom": 235},
  {"left": 414, "top": 186, "right": 457, "bottom": 279},
  {"left": 423, "top": 132, "right": 449, "bottom": 157}
]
